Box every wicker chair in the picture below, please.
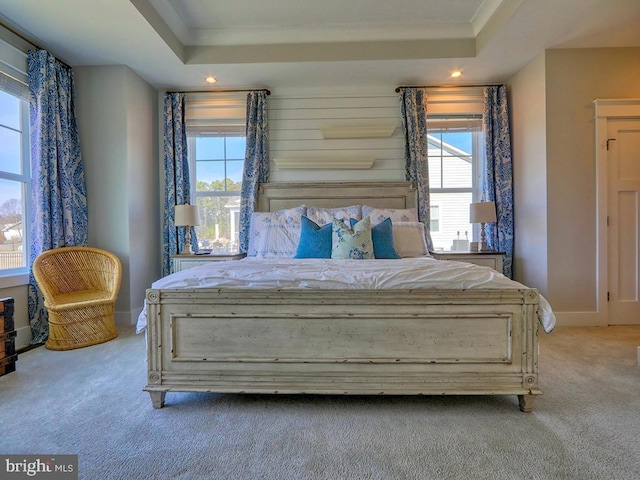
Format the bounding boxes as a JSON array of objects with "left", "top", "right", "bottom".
[{"left": 32, "top": 246, "right": 122, "bottom": 351}]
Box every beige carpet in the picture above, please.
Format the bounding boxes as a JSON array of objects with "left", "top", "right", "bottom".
[{"left": 1, "top": 325, "right": 639, "bottom": 480}]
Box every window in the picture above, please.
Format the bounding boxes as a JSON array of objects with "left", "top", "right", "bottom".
[
  {"left": 188, "top": 132, "right": 245, "bottom": 253},
  {"left": 185, "top": 92, "right": 247, "bottom": 254},
  {"left": 0, "top": 89, "right": 29, "bottom": 273},
  {"left": 427, "top": 115, "right": 483, "bottom": 252}
]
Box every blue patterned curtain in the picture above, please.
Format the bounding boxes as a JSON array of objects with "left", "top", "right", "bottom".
[
  {"left": 162, "top": 92, "right": 195, "bottom": 276},
  {"left": 398, "top": 87, "right": 434, "bottom": 251},
  {"left": 239, "top": 90, "right": 269, "bottom": 253},
  {"left": 483, "top": 85, "right": 514, "bottom": 278},
  {"left": 27, "top": 49, "right": 88, "bottom": 344}
]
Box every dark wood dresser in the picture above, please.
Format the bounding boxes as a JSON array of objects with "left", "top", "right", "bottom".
[{"left": 0, "top": 297, "right": 17, "bottom": 377}]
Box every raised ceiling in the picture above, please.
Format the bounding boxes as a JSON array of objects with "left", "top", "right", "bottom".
[{"left": 0, "top": 0, "right": 639, "bottom": 90}]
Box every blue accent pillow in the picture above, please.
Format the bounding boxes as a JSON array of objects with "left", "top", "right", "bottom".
[
  {"left": 294, "top": 216, "right": 332, "bottom": 258},
  {"left": 351, "top": 216, "right": 400, "bottom": 259}
]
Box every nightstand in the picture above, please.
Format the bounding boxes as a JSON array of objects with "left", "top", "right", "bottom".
[
  {"left": 431, "top": 251, "right": 505, "bottom": 273},
  {"left": 171, "top": 253, "right": 246, "bottom": 273}
]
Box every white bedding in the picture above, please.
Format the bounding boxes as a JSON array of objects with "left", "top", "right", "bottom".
[{"left": 136, "top": 256, "right": 556, "bottom": 334}]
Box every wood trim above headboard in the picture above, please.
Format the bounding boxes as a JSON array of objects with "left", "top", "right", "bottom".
[{"left": 257, "top": 182, "right": 417, "bottom": 212}]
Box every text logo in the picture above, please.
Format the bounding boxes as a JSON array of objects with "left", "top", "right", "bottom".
[{"left": 1, "top": 455, "right": 78, "bottom": 479}]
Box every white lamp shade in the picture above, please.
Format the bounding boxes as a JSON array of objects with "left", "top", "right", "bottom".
[
  {"left": 174, "top": 204, "right": 200, "bottom": 227},
  {"left": 469, "top": 201, "right": 497, "bottom": 224}
]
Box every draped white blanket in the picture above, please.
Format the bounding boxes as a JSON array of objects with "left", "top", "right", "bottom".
[{"left": 136, "top": 257, "right": 556, "bottom": 333}]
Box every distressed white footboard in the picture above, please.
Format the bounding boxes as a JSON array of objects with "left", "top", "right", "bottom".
[{"left": 144, "top": 288, "right": 541, "bottom": 411}]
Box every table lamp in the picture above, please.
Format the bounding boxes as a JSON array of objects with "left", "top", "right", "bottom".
[
  {"left": 469, "top": 201, "right": 496, "bottom": 252},
  {"left": 174, "top": 204, "right": 200, "bottom": 255}
]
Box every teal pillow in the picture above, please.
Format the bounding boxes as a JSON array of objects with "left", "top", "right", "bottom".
[
  {"left": 294, "top": 216, "right": 332, "bottom": 258},
  {"left": 350, "top": 216, "right": 400, "bottom": 259},
  {"left": 332, "top": 216, "right": 374, "bottom": 259}
]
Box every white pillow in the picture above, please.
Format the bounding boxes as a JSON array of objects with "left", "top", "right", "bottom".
[
  {"left": 362, "top": 206, "right": 418, "bottom": 225},
  {"left": 247, "top": 205, "right": 306, "bottom": 256},
  {"left": 392, "top": 222, "right": 429, "bottom": 257},
  {"left": 306, "top": 205, "right": 361, "bottom": 226},
  {"left": 256, "top": 223, "right": 301, "bottom": 258}
]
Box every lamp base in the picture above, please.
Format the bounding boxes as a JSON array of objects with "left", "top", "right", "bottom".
[
  {"left": 479, "top": 223, "right": 492, "bottom": 252},
  {"left": 182, "top": 229, "right": 194, "bottom": 255},
  {"left": 479, "top": 241, "right": 491, "bottom": 252}
]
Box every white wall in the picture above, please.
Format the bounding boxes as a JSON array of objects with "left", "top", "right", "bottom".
[
  {"left": 544, "top": 47, "right": 640, "bottom": 322},
  {"left": 509, "top": 53, "right": 548, "bottom": 296},
  {"left": 124, "top": 68, "right": 161, "bottom": 324},
  {"left": 75, "top": 65, "right": 159, "bottom": 325}
]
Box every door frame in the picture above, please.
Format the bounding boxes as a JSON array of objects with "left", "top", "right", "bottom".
[{"left": 594, "top": 99, "right": 640, "bottom": 326}]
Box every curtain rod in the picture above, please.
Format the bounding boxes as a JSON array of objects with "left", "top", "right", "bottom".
[
  {"left": 395, "top": 84, "right": 504, "bottom": 92},
  {"left": 168, "top": 88, "right": 271, "bottom": 95},
  {"left": 0, "top": 21, "right": 72, "bottom": 69}
]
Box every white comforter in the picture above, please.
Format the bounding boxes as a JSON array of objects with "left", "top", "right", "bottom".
[{"left": 136, "top": 256, "right": 556, "bottom": 333}]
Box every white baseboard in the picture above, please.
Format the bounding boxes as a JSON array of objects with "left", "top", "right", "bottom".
[{"left": 15, "top": 325, "right": 33, "bottom": 350}]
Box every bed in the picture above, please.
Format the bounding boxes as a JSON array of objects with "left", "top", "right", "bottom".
[{"left": 140, "top": 182, "right": 554, "bottom": 412}]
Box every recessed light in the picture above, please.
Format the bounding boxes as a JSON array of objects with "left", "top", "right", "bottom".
[
  {"left": 450, "top": 70, "right": 462, "bottom": 78},
  {"left": 205, "top": 75, "right": 217, "bottom": 84}
]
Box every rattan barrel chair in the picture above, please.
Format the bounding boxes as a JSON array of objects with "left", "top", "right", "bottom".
[{"left": 32, "top": 246, "right": 122, "bottom": 351}]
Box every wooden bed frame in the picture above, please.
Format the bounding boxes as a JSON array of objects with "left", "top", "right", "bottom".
[{"left": 144, "top": 182, "right": 542, "bottom": 411}]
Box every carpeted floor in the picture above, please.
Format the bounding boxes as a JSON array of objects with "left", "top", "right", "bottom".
[{"left": 1, "top": 325, "right": 639, "bottom": 480}]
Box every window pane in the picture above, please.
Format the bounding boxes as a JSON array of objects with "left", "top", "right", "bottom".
[
  {"left": 441, "top": 132, "right": 472, "bottom": 153},
  {"left": 442, "top": 155, "right": 472, "bottom": 189},
  {"left": 429, "top": 191, "right": 472, "bottom": 252},
  {"left": 196, "top": 137, "right": 224, "bottom": 160},
  {"left": 428, "top": 157, "right": 442, "bottom": 189},
  {"left": 196, "top": 161, "right": 226, "bottom": 189},
  {"left": 195, "top": 195, "right": 241, "bottom": 253},
  {"left": 0, "top": 179, "right": 26, "bottom": 269},
  {"left": 430, "top": 205, "right": 440, "bottom": 233},
  {"left": 226, "top": 160, "right": 244, "bottom": 186},
  {"left": 0, "top": 91, "right": 20, "bottom": 130},
  {"left": 225, "top": 137, "right": 246, "bottom": 159},
  {"left": 0, "top": 127, "right": 22, "bottom": 174}
]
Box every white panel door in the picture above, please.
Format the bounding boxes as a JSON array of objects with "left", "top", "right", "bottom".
[{"left": 608, "top": 119, "right": 640, "bottom": 325}]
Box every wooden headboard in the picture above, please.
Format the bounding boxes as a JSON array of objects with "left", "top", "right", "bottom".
[{"left": 257, "top": 182, "right": 417, "bottom": 212}]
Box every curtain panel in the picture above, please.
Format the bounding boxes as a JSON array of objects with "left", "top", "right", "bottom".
[
  {"left": 398, "top": 87, "right": 434, "bottom": 252},
  {"left": 239, "top": 91, "right": 269, "bottom": 253},
  {"left": 27, "top": 49, "right": 88, "bottom": 344},
  {"left": 162, "top": 92, "right": 196, "bottom": 276},
  {"left": 483, "top": 85, "right": 515, "bottom": 278}
]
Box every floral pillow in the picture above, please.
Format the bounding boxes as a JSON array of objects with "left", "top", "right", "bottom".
[
  {"left": 351, "top": 216, "right": 400, "bottom": 259},
  {"left": 306, "top": 205, "right": 361, "bottom": 226},
  {"left": 331, "top": 216, "right": 374, "bottom": 260},
  {"left": 247, "top": 205, "right": 306, "bottom": 256},
  {"left": 362, "top": 206, "right": 418, "bottom": 225}
]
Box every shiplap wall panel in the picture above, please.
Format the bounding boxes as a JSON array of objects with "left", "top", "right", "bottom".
[
  {"left": 269, "top": 88, "right": 405, "bottom": 182},
  {"left": 270, "top": 139, "right": 405, "bottom": 151},
  {"left": 270, "top": 107, "right": 400, "bottom": 121}
]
